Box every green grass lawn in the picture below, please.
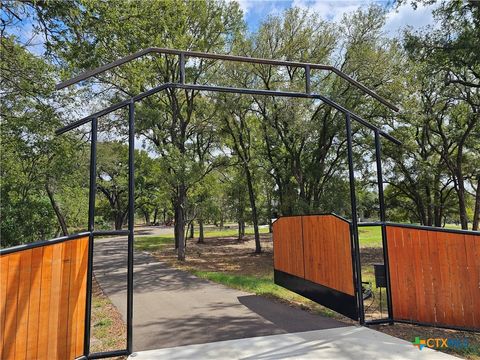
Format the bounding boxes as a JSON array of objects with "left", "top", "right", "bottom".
[
  {"left": 135, "top": 235, "right": 173, "bottom": 252},
  {"left": 135, "top": 226, "right": 269, "bottom": 252},
  {"left": 358, "top": 226, "right": 382, "bottom": 247}
]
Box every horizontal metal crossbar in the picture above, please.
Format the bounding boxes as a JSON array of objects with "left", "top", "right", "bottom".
[
  {"left": 55, "top": 47, "right": 399, "bottom": 112},
  {"left": 0, "top": 231, "right": 91, "bottom": 255},
  {"left": 55, "top": 82, "right": 401, "bottom": 144}
]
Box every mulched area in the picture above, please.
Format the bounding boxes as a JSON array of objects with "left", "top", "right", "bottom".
[
  {"left": 158, "top": 233, "right": 275, "bottom": 276},
  {"left": 371, "top": 323, "right": 479, "bottom": 359}
]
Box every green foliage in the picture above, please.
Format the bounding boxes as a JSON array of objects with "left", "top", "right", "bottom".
[
  {"left": 1, "top": 36, "right": 88, "bottom": 245},
  {"left": 2, "top": 0, "right": 479, "bottom": 249}
]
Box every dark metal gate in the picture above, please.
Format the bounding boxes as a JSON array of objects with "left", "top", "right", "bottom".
[{"left": 53, "top": 48, "right": 400, "bottom": 358}]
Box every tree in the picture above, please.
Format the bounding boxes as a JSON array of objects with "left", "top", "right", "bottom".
[
  {"left": 33, "top": 0, "right": 245, "bottom": 259},
  {"left": 1, "top": 36, "right": 87, "bottom": 246},
  {"left": 96, "top": 141, "right": 165, "bottom": 230},
  {"left": 402, "top": 0, "right": 480, "bottom": 228},
  {"left": 218, "top": 96, "right": 263, "bottom": 253}
]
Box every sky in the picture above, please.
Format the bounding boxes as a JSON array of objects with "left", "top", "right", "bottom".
[{"left": 237, "top": 0, "right": 436, "bottom": 36}]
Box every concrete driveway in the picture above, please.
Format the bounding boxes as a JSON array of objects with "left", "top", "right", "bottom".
[
  {"left": 129, "top": 327, "right": 457, "bottom": 360},
  {"left": 92, "top": 231, "right": 348, "bottom": 352}
]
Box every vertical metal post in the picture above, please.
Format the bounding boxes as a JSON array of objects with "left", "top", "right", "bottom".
[
  {"left": 374, "top": 130, "right": 394, "bottom": 323},
  {"left": 305, "top": 65, "right": 311, "bottom": 94},
  {"left": 179, "top": 53, "right": 185, "bottom": 84},
  {"left": 345, "top": 112, "right": 365, "bottom": 325},
  {"left": 84, "top": 117, "right": 97, "bottom": 356},
  {"left": 127, "top": 101, "right": 135, "bottom": 353}
]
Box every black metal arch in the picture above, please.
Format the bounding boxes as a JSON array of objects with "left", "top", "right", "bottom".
[{"left": 55, "top": 48, "right": 400, "bottom": 359}]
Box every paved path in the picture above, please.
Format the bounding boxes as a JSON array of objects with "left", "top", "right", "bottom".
[
  {"left": 129, "top": 327, "right": 457, "bottom": 360},
  {"left": 93, "top": 235, "right": 348, "bottom": 352}
]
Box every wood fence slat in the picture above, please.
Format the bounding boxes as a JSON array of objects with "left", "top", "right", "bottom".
[
  {"left": 457, "top": 234, "right": 473, "bottom": 328},
  {"left": 338, "top": 218, "right": 353, "bottom": 295},
  {"left": 386, "top": 226, "right": 399, "bottom": 320},
  {"left": 57, "top": 241, "right": 72, "bottom": 359},
  {"left": 47, "top": 242, "right": 64, "bottom": 359},
  {"left": 36, "top": 245, "right": 53, "bottom": 359},
  {"left": 398, "top": 226, "right": 410, "bottom": 320},
  {"left": 421, "top": 230, "right": 435, "bottom": 324},
  {"left": 26, "top": 247, "right": 43, "bottom": 359},
  {"left": 448, "top": 232, "right": 465, "bottom": 327},
  {"left": 437, "top": 232, "right": 451, "bottom": 326},
  {"left": 0, "top": 255, "right": 9, "bottom": 360},
  {"left": 75, "top": 237, "right": 89, "bottom": 357},
  {"left": 4, "top": 252, "right": 21, "bottom": 360},
  {"left": 15, "top": 250, "right": 33, "bottom": 360},
  {"left": 411, "top": 229, "right": 424, "bottom": 322},
  {"left": 428, "top": 230, "right": 442, "bottom": 324},
  {"left": 394, "top": 226, "right": 407, "bottom": 320},
  {"left": 67, "top": 240, "right": 79, "bottom": 359},
  {"left": 464, "top": 234, "right": 480, "bottom": 328}
]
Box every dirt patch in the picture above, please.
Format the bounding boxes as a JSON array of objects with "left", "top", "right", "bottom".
[
  {"left": 360, "top": 247, "right": 384, "bottom": 267},
  {"left": 156, "top": 233, "right": 275, "bottom": 277}
]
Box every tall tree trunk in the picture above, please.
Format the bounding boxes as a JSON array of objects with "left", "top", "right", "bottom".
[
  {"left": 425, "top": 184, "right": 433, "bottom": 226},
  {"left": 268, "top": 195, "right": 273, "bottom": 233},
  {"left": 198, "top": 219, "right": 204, "bottom": 244},
  {"left": 144, "top": 210, "right": 151, "bottom": 225},
  {"left": 45, "top": 183, "right": 69, "bottom": 236},
  {"left": 174, "top": 205, "right": 179, "bottom": 249},
  {"left": 473, "top": 175, "right": 480, "bottom": 231},
  {"left": 455, "top": 169, "right": 469, "bottom": 230},
  {"left": 189, "top": 221, "right": 194, "bottom": 238},
  {"left": 176, "top": 185, "right": 186, "bottom": 260},
  {"left": 245, "top": 168, "right": 261, "bottom": 253},
  {"left": 115, "top": 213, "right": 123, "bottom": 230},
  {"left": 153, "top": 208, "right": 158, "bottom": 225},
  {"left": 237, "top": 220, "right": 245, "bottom": 241}
]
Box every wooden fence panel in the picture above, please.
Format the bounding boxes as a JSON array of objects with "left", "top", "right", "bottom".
[
  {"left": 273, "top": 214, "right": 357, "bottom": 319},
  {"left": 273, "top": 217, "right": 305, "bottom": 278},
  {"left": 0, "top": 236, "right": 89, "bottom": 360},
  {"left": 302, "top": 215, "right": 354, "bottom": 296},
  {"left": 386, "top": 225, "right": 480, "bottom": 330}
]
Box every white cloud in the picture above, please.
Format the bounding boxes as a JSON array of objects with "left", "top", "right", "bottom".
[
  {"left": 235, "top": 0, "right": 255, "bottom": 14},
  {"left": 384, "top": 1, "right": 438, "bottom": 37},
  {"left": 292, "top": 0, "right": 363, "bottom": 22},
  {"left": 233, "top": 0, "right": 285, "bottom": 16},
  {"left": 233, "top": 0, "right": 438, "bottom": 37}
]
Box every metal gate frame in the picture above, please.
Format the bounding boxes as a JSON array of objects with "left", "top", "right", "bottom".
[{"left": 55, "top": 48, "right": 401, "bottom": 359}]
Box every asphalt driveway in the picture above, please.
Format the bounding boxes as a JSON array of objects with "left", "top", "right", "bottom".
[{"left": 92, "top": 233, "right": 348, "bottom": 352}]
